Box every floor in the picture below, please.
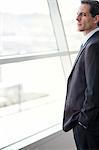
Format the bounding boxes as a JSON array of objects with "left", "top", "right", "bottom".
[{"left": 21, "top": 130, "right": 76, "bottom": 150}]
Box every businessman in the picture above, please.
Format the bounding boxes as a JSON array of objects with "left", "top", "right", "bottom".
[{"left": 63, "top": 0, "right": 99, "bottom": 149}]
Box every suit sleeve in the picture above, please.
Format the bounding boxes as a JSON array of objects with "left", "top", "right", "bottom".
[{"left": 78, "top": 42, "right": 99, "bottom": 128}]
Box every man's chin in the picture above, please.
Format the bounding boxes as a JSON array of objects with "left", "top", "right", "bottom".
[{"left": 77, "top": 28, "right": 84, "bottom": 32}]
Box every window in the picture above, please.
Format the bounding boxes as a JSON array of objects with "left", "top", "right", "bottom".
[
  {"left": 0, "top": 0, "right": 71, "bottom": 149},
  {"left": 0, "top": 0, "right": 57, "bottom": 56}
]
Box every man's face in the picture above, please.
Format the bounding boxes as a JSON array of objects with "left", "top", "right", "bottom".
[{"left": 76, "top": 4, "right": 97, "bottom": 35}]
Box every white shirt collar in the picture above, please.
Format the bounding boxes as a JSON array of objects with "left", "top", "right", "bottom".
[{"left": 82, "top": 27, "right": 99, "bottom": 46}]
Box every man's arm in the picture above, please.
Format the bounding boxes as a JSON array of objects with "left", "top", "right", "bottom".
[{"left": 78, "top": 42, "right": 99, "bottom": 129}]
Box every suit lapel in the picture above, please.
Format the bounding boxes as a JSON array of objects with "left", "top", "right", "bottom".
[
  {"left": 68, "top": 39, "right": 90, "bottom": 79},
  {"left": 69, "top": 45, "right": 85, "bottom": 77},
  {"left": 72, "top": 45, "right": 85, "bottom": 69},
  {"left": 68, "top": 31, "right": 99, "bottom": 80},
  {"left": 72, "top": 30, "right": 99, "bottom": 70},
  {"left": 67, "top": 31, "right": 99, "bottom": 90}
]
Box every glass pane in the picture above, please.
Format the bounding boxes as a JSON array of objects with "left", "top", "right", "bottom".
[
  {"left": 0, "top": 55, "right": 68, "bottom": 149},
  {"left": 58, "top": 0, "right": 83, "bottom": 52},
  {"left": 0, "top": 0, "right": 57, "bottom": 56},
  {"left": 0, "top": 57, "right": 66, "bottom": 116}
]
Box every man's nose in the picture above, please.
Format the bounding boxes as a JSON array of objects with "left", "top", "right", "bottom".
[{"left": 76, "top": 15, "right": 81, "bottom": 21}]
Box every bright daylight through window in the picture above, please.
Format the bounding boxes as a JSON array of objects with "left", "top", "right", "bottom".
[{"left": 0, "top": 0, "right": 80, "bottom": 149}]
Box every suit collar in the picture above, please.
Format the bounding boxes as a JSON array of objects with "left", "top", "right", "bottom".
[
  {"left": 73, "top": 30, "right": 99, "bottom": 68},
  {"left": 82, "top": 27, "right": 99, "bottom": 46},
  {"left": 69, "top": 31, "right": 99, "bottom": 78}
]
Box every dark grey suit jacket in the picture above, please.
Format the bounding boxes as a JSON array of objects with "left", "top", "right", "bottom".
[{"left": 63, "top": 31, "right": 99, "bottom": 132}]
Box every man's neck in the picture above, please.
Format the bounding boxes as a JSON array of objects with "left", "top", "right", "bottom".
[
  {"left": 83, "top": 26, "right": 98, "bottom": 36},
  {"left": 81, "top": 27, "right": 99, "bottom": 46}
]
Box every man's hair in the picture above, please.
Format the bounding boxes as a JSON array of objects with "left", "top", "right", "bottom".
[{"left": 81, "top": 0, "right": 99, "bottom": 26}]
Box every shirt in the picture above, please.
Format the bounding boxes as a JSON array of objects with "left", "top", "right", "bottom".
[{"left": 82, "top": 27, "right": 99, "bottom": 46}]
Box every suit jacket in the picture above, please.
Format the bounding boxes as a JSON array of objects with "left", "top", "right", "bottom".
[{"left": 63, "top": 31, "right": 99, "bottom": 132}]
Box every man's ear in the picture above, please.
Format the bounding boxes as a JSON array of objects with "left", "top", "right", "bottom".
[{"left": 94, "top": 15, "right": 99, "bottom": 25}]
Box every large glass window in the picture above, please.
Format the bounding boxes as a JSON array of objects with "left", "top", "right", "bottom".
[
  {"left": 0, "top": 0, "right": 60, "bottom": 113},
  {"left": 0, "top": 57, "right": 67, "bottom": 149},
  {"left": 0, "top": 58, "right": 66, "bottom": 116},
  {"left": 0, "top": 0, "right": 70, "bottom": 149}
]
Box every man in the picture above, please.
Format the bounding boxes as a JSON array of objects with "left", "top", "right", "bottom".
[{"left": 63, "top": 0, "right": 99, "bottom": 149}]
